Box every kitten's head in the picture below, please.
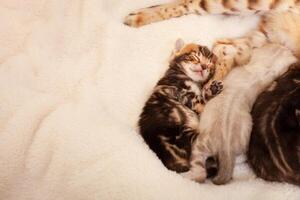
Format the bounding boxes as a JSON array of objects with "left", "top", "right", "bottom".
[{"left": 171, "top": 39, "right": 217, "bottom": 83}]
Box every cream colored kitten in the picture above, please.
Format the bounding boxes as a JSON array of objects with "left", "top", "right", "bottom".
[{"left": 181, "top": 44, "right": 297, "bottom": 185}]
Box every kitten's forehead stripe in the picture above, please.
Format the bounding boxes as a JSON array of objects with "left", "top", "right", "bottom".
[
  {"left": 176, "top": 44, "right": 215, "bottom": 65},
  {"left": 199, "top": 46, "right": 214, "bottom": 59}
]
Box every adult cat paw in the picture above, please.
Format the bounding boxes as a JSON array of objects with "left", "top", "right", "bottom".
[
  {"left": 124, "top": 13, "right": 144, "bottom": 27},
  {"left": 124, "top": 10, "right": 154, "bottom": 27},
  {"left": 213, "top": 38, "right": 251, "bottom": 67}
]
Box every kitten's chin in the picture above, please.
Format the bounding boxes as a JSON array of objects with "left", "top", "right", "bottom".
[
  {"left": 192, "top": 74, "right": 209, "bottom": 83},
  {"left": 184, "top": 69, "right": 209, "bottom": 82}
]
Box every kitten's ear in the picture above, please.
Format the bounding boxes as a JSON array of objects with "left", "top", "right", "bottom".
[
  {"left": 174, "top": 39, "right": 185, "bottom": 53},
  {"left": 169, "top": 39, "right": 185, "bottom": 61}
]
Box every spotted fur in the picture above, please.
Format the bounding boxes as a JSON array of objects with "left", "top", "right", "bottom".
[
  {"left": 138, "top": 41, "right": 222, "bottom": 172},
  {"left": 248, "top": 63, "right": 300, "bottom": 186}
]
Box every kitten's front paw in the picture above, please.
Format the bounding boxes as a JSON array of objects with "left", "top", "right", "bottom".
[
  {"left": 204, "top": 81, "right": 223, "bottom": 100},
  {"left": 210, "top": 81, "right": 223, "bottom": 96}
]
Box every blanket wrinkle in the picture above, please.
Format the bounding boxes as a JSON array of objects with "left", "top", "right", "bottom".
[{"left": 0, "top": 0, "right": 299, "bottom": 199}]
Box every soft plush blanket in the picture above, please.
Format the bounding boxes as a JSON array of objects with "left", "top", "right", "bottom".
[{"left": 0, "top": 0, "right": 299, "bottom": 199}]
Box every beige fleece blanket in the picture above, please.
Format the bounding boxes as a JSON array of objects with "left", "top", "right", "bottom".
[{"left": 0, "top": 0, "right": 299, "bottom": 199}]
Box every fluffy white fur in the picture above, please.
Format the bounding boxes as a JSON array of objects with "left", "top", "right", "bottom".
[
  {"left": 184, "top": 44, "right": 297, "bottom": 184},
  {"left": 0, "top": 0, "right": 299, "bottom": 199}
]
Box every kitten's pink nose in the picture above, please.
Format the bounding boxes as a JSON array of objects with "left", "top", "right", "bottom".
[{"left": 195, "top": 64, "right": 203, "bottom": 71}]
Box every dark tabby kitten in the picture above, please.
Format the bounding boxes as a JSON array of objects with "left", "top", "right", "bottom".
[
  {"left": 138, "top": 40, "right": 222, "bottom": 172},
  {"left": 248, "top": 62, "right": 300, "bottom": 186}
]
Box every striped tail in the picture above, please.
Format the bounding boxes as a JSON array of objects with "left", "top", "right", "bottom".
[{"left": 124, "top": 0, "right": 298, "bottom": 27}]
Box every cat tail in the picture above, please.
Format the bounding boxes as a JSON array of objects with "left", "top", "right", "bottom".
[{"left": 212, "top": 150, "right": 235, "bottom": 185}]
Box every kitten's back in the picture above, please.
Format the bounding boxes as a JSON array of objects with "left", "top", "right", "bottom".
[{"left": 248, "top": 63, "right": 300, "bottom": 186}]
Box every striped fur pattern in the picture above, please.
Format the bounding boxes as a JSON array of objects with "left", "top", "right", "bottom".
[
  {"left": 180, "top": 44, "right": 297, "bottom": 184},
  {"left": 248, "top": 63, "right": 300, "bottom": 186},
  {"left": 138, "top": 40, "right": 223, "bottom": 172}
]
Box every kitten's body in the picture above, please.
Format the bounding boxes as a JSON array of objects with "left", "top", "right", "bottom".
[
  {"left": 139, "top": 42, "right": 222, "bottom": 172},
  {"left": 181, "top": 44, "right": 297, "bottom": 184},
  {"left": 248, "top": 63, "right": 300, "bottom": 186}
]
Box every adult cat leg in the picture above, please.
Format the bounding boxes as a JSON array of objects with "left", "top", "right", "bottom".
[
  {"left": 212, "top": 30, "right": 268, "bottom": 71},
  {"left": 124, "top": 0, "right": 196, "bottom": 27},
  {"left": 204, "top": 31, "right": 268, "bottom": 91},
  {"left": 212, "top": 8, "right": 300, "bottom": 68}
]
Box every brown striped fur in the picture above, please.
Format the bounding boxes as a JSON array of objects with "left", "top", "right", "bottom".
[
  {"left": 138, "top": 41, "right": 223, "bottom": 173},
  {"left": 248, "top": 63, "right": 300, "bottom": 186}
]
